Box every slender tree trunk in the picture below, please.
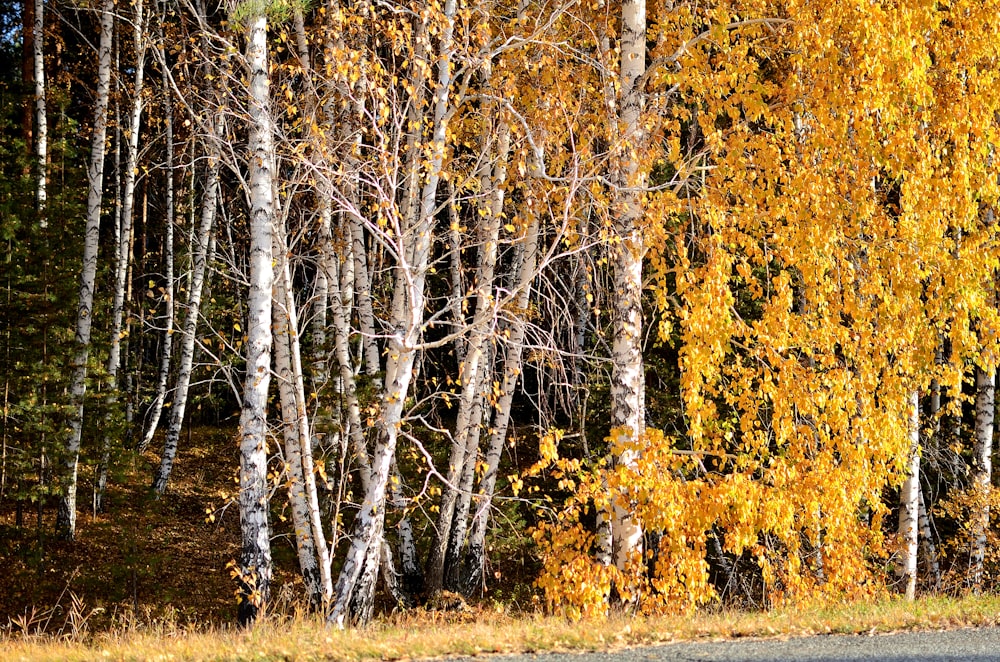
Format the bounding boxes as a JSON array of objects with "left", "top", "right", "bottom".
[
  {"left": 141, "top": 57, "right": 176, "bottom": 450},
  {"left": 330, "top": 0, "right": 457, "bottom": 626},
  {"left": 463, "top": 215, "right": 539, "bottom": 594},
  {"left": 971, "top": 365, "right": 994, "bottom": 588},
  {"left": 444, "top": 348, "right": 490, "bottom": 590},
  {"left": 273, "top": 220, "right": 332, "bottom": 608},
  {"left": 96, "top": 0, "right": 145, "bottom": 511},
  {"left": 608, "top": 0, "right": 646, "bottom": 572},
  {"left": 330, "top": 272, "right": 422, "bottom": 626},
  {"left": 917, "top": 486, "right": 940, "bottom": 590},
  {"left": 279, "top": 213, "right": 332, "bottom": 602},
  {"left": 327, "top": 213, "right": 373, "bottom": 491},
  {"left": 236, "top": 12, "right": 275, "bottom": 626},
  {"left": 56, "top": 0, "right": 114, "bottom": 541},
  {"left": 447, "top": 187, "right": 467, "bottom": 366},
  {"left": 351, "top": 213, "right": 381, "bottom": 384},
  {"left": 442, "top": 119, "right": 512, "bottom": 592},
  {"left": 425, "top": 42, "right": 500, "bottom": 599},
  {"left": 388, "top": 459, "right": 421, "bottom": 598},
  {"left": 32, "top": 0, "right": 47, "bottom": 218},
  {"left": 151, "top": 119, "right": 219, "bottom": 490},
  {"left": 311, "top": 200, "right": 331, "bottom": 394},
  {"left": 571, "top": 211, "right": 593, "bottom": 455},
  {"left": 428, "top": 239, "right": 496, "bottom": 592},
  {"left": 898, "top": 389, "right": 920, "bottom": 600}
]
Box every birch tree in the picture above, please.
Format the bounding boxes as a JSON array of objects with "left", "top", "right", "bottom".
[
  {"left": 898, "top": 390, "right": 920, "bottom": 600},
  {"left": 96, "top": 0, "right": 147, "bottom": 511},
  {"left": 463, "top": 213, "right": 539, "bottom": 594},
  {"left": 971, "top": 365, "right": 995, "bottom": 587},
  {"left": 152, "top": 119, "right": 219, "bottom": 493},
  {"left": 607, "top": 0, "right": 646, "bottom": 572},
  {"left": 329, "top": 0, "right": 460, "bottom": 625},
  {"left": 428, "top": 123, "right": 507, "bottom": 595},
  {"left": 140, "top": 43, "right": 176, "bottom": 451},
  {"left": 273, "top": 213, "right": 333, "bottom": 608},
  {"left": 56, "top": 0, "right": 114, "bottom": 541},
  {"left": 32, "top": 0, "right": 46, "bottom": 218},
  {"left": 235, "top": 3, "right": 276, "bottom": 624}
]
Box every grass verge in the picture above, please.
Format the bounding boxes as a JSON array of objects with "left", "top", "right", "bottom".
[{"left": 4, "top": 593, "right": 1000, "bottom": 662}]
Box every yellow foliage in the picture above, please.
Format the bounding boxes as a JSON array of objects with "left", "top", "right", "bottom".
[
  {"left": 532, "top": 0, "right": 1000, "bottom": 621},
  {"left": 533, "top": 428, "right": 889, "bottom": 618}
]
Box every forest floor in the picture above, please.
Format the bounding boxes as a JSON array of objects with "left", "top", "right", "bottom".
[
  {"left": 0, "top": 423, "right": 536, "bottom": 635},
  {"left": 0, "top": 426, "right": 265, "bottom": 629}
]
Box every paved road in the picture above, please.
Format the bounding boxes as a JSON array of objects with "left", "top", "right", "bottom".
[{"left": 456, "top": 628, "right": 1000, "bottom": 661}]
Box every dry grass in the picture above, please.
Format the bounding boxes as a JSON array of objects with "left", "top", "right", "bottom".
[{"left": 4, "top": 593, "right": 1000, "bottom": 662}]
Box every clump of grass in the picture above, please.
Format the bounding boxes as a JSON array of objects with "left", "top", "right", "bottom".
[{"left": 4, "top": 594, "right": 1000, "bottom": 662}]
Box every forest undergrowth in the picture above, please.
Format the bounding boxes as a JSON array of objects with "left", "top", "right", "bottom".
[
  {"left": 1, "top": 426, "right": 253, "bottom": 630},
  {"left": 0, "top": 424, "right": 539, "bottom": 634}
]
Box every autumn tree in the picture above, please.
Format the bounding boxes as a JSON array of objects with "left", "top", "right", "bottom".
[
  {"left": 56, "top": 0, "right": 114, "bottom": 541},
  {"left": 534, "top": 0, "right": 1000, "bottom": 615}
]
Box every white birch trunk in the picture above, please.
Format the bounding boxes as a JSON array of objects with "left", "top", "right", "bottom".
[
  {"left": 428, "top": 320, "right": 490, "bottom": 593},
  {"left": 351, "top": 214, "right": 381, "bottom": 383},
  {"left": 96, "top": 0, "right": 145, "bottom": 510},
  {"left": 311, "top": 200, "right": 331, "bottom": 394},
  {"left": 898, "top": 389, "right": 920, "bottom": 600},
  {"left": 152, "top": 118, "right": 219, "bottom": 492},
  {"left": 328, "top": 223, "right": 373, "bottom": 492},
  {"left": 971, "top": 365, "right": 994, "bottom": 587},
  {"left": 236, "top": 12, "right": 275, "bottom": 625},
  {"left": 445, "top": 346, "right": 489, "bottom": 589},
  {"left": 140, "top": 57, "right": 176, "bottom": 450},
  {"left": 388, "top": 459, "right": 421, "bottom": 597},
  {"left": 329, "top": 0, "right": 458, "bottom": 626},
  {"left": 464, "top": 215, "right": 539, "bottom": 594},
  {"left": 328, "top": 323, "right": 414, "bottom": 627},
  {"left": 442, "top": 120, "right": 511, "bottom": 591},
  {"left": 280, "top": 227, "right": 333, "bottom": 601},
  {"left": 273, "top": 220, "right": 333, "bottom": 607},
  {"left": 32, "top": 0, "right": 46, "bottom": 217},
  {"left": 56, "top": 0, "right": 114, "bottom": 540},
  {"left": 275, "top": 322, "right": 323, "bottom": 605},
  {"left": 609, "top": 0, "right": 646, "bottom": 571}
]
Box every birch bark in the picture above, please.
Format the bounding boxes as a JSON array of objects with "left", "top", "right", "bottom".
[
  {"left": 609, "top": 0, "right": 646, "bottom": 571},
  {"left": 141, "top": 52, "right": 176, "bottom": 450},
  {"left": 898, "top": 389, "right": 920, "bottom": 600},
  {"left": 236, "top": 11, "right": 275, "bottom": 625},
  {"left": 56, "top": 0, "right": 114, "bottom": 540},
  {"left": 96, "top": 0, "right": 146, "bottom": 510},
  {"left": 152, "top": 118, "right": 219, "bottom": 492},
  {"left": 32, "top": 0, "right": 46, "bottom": 217},
  {"left": 273, "top": 220, "right": 333, "bottom": 607},
  {"left": 971, "top": 365, "right": 994, "bottom": 588},
  {"left": 329, "top": 0, "right": 458, "bottom": 626},
  {"left": 441, "top": 120, "right": 512, "bottom": 592},
  {"left": 464, "top": 215, "right": 539, "bottom": 594},
  {"left": 351, "top": 213, "right": 382, "bottom": 383}
]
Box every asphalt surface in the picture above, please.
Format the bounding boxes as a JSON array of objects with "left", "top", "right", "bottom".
[{"left": 455, "top": 628, "right": 1000, "bottom": 661}]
